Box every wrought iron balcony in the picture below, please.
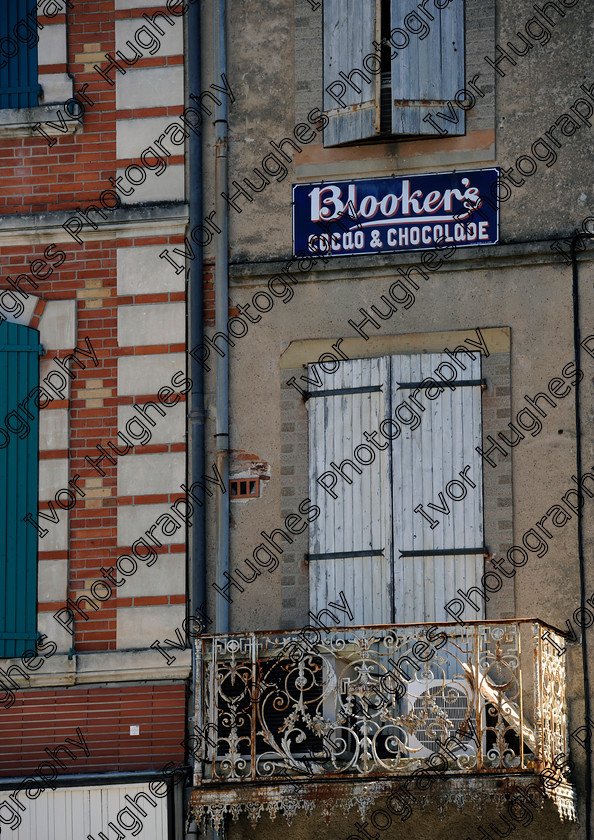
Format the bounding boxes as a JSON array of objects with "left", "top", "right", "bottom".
[{"left": 189, "top": 620, "right": 576, "bottom": 829}]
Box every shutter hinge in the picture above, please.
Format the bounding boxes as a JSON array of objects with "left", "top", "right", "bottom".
[
  {"left": 399, "top": 547, "right": 488, "bottom": 558},
  {"left": 305, "top": 385, "right": 383, "bottom": 400},
  {"left": 397, "top": 379, "right": 486, "bottom": 390},
  {"left": 306, "top": 549, "right": 384, "bottom": 563}
]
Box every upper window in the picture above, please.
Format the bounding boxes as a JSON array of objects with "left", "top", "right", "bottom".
[
  {"left": 0, "top": 322, "right": 40, "bottom": 658},
  {"left": 323, "top": 0, "right": 465, "bottom": 146},
  {"left": 0, "top": 0, "right": 41, "bottom": 109},
  {"left": 307, "top": 353, "right": 483, "bottom": 626}
]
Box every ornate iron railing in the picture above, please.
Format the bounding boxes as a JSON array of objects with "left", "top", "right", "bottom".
[{"left": 193, "top": 620, "right": 570, "bottom": 788}]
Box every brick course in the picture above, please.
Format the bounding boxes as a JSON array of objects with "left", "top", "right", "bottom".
[{"left": 0, "top": 683, "right": 186, "bottom": 774}]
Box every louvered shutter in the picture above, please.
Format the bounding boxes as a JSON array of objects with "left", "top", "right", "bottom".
[
  {"left": 390, "top": 0, "right": 465, "bottom": 136},
  {"left": 0, "top": 322, "right": 41, "bottom": 658},
  {"left": 391, "top": 353, "right": 483, "bottom": 623},
  {"left": 323, "top": 0, "right": 381, "bottom": 146},
  {"left": 10, "top": 785, "right": 169, "bottom": 839},
  {"left": 0, "top": 0, "right": 42, "bottom": 110},
  {"left": 308, "top": 357, "right": 392, "bottom": 626}
]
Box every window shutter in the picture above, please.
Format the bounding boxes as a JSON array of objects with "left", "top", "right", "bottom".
[
  {"left": 323, "top": 0, "right": 381, "bottom": 146},
  {"left": 0, "top": 0, "right": 41, "bottom": 110},
  {"left": 0, "top": 322, "right": 41, "bottom": 658},
  {"left": 390, "top": 0, "right": 465, "bottom": 136},
  {"left": 391, "top": 353, "right": 483, "bottom": 623},
  {"left": 307, "top": 356, "right": 392, "bottom": 626}
]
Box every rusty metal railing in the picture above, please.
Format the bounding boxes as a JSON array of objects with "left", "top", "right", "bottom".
[{"left": 192, "top": 620, "right": 569, "bottom": 786}]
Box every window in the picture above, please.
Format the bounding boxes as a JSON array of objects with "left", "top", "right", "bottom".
[
  {"left": 0, "top": 322, "right": 41, "bottom": 657},
  {"left": 323, "top": 0, "right": 465, "bottom": 146},
  {"left": 307, "top": 353, "right": 483, "bottom": 626},
  {"left": 0, "top": 0, "right": 41, "bottom": 110}
]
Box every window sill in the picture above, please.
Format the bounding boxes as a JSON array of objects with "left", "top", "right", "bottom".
[
  {"left": 295, "top": 129, "right": 496, "bottom": 181},
  {"left": 0, "top": 72, "right": 76, "bottom": 139},
  {"left": 0, "top": 104, "right": 79, "bottom": 139}
]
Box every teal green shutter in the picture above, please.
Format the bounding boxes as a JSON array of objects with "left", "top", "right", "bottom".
[
  {"left": 0, "top": 322, "right": 42, "bottom": 658},
  {"left": 0, "top": 0, "right": 42, "bottom": 110}
]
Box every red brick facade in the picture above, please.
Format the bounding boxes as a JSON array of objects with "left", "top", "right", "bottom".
[
  {"left": 0, "top": 683, "right": 186, "bottom": 774},
  {"left": 0, "top": 0, "right": 192, "bottom": 781}
]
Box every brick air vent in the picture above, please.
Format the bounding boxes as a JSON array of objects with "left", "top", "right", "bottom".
[{"left": 230, "top": 477, "right": 260, "bottom": 499}]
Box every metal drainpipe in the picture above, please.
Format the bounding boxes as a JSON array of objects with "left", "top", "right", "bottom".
[
  {"left": 570, "top": 231, "right": 593, "bottom": 837},
  {"left": 214, "top": 0, "right": 229, "bottom": 637},
  {"left": 186, "top": 0, "right": 205, "bottom": 836},
  {"left": 187, "top": 0, "right": 206, "bottom": 632},
  {"left": 211, "top": 2, "right": 229, "bottom": 837}
]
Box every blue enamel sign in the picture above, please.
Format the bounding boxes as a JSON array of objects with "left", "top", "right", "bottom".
[{"left": 292, "top": 168, "right": 499, "bottom": 257}]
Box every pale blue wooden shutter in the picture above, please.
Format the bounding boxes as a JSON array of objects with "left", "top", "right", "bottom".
[
  {"left": 307, "top": 352, "right": 483, "bottom": 627},
  {"left": 391, "top": 0, "right": 465, "bottom": 136},
  {"left": 392, "top": 353, "right": 483, "bottom": 623},
  {"left": 0, "top": 322, "right": 41, "bottom": 658},
  {"left": 0, "top": 0, "right": 42, "bottom": 110},
  {"left": 307, "top": 357, "right": 392, "bottom": 625},
  {"left": 323, "top": 0, "right": 380, "bottom": 146}
]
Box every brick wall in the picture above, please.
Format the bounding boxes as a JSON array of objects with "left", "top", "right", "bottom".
[
  {"left": 0, "top": 683, "right": 186, "bottom": 774},
  {"left": 0, "top": 1, "right": 192, "bottom": 655},
  {"left": 481, "top": 352, "right": 515, "bottom": 619},
  {"left": 1, "top": 229, "right": 190, "bottom": 652},
  {"left": 0, "top": 3, "right": 117, "bottom": 215},
  {"left": 0, "top": 2, "right": 186, "bottom": 215},
  {"left": 280, "top": 371, "right": 310, "bottom": 629}
]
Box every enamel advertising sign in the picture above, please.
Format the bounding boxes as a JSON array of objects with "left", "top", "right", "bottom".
[{"left": 292, "top": 168, "right": 499, "bottom": 257}]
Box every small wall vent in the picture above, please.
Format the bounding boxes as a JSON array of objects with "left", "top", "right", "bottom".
[{"left": 230, "top": 477, "right": 260, "bottom": 499}]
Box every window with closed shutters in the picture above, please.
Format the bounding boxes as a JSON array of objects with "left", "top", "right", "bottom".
[
  {"left": 307, "top": 352, "right": 483, "bottom": 626},
  {"left": 0, "top": 322, "right": 41, "bottom": 658}
]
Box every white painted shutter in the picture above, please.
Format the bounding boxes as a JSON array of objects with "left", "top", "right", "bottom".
[
  {"left": 390, "top": 0, "right": 465, "bottom": 136},
  {"left": 12, "top": 784, "right": 169, "bottom": 839},
  {"left": 323, "top": 0, "right": 381, "bottom": 146},
  {"left": 392, "top": 353, "right": 483, "bottom": 623},
  {"left": 308, "top": 356, "right": 392, "bottom": 625}
]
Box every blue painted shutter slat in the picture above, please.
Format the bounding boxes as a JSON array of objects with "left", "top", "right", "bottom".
[
  {"left": 391, "top": 0, "right": 465, "bottom": 136},
  {"left": 0, "top": 334, "right": 7, "bottom": 654},
  {"left": 5, "top": 0, "right": 16, "bottom": 109},
  {"left": 0, "top": 322, "right": 40, "bottom": 658},
  {"left": 0, "top": 0, "right": 41, "bottom": 110},
  {"left": 2, "top": 0, "right": 15, "bottom": 110},
  {"left": 22, "top": 328, "right": 40, "bottom": 648}
]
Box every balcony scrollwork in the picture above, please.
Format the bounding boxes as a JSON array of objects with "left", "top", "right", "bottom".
[{"left": 189, "top": 620, "right": 576, "bottom": 829}]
